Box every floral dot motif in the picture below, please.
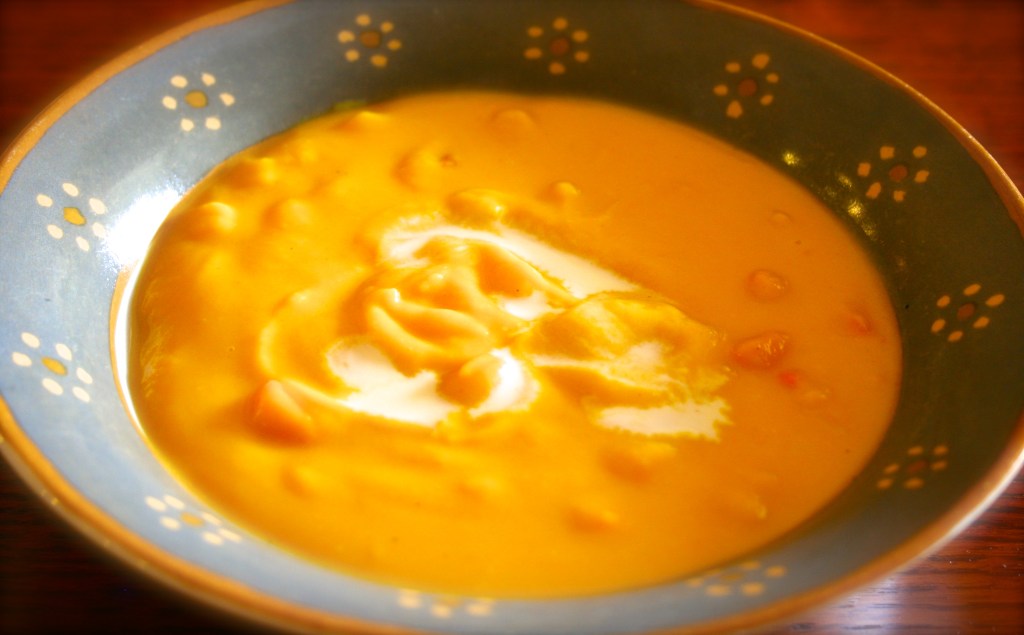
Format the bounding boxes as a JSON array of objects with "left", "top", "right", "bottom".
[
  {"left": 162, "top": 73, "right": 235, "bottom": 132},
  {"left": 35, "top": 183, "right": 107, "bottom": 252},
  {"left": 145, "top": 494, "right": 242, "bottom": 545},
  {"left": 524, "top": 17, "right": 590, "bottom": 75},
  {"left": 11, "top": 332, "right": 94, "bottom": 402},
  {"left": 684, "top": 560, "right": 787, "bottom": 598},
  {"left": 395, "top": 589, "right": 494, "bottom": 618},
  {"left": 931, "top": 284, "right": 1005, "bottom": 342},
  {"left": 338, "top": 14, "right": 402, "bottom": 68},
  {"left": 877, "top": 444, "right": 949, "bottom": 490},
  {"left": 713, "top": 53, "right": 779, "bottom": 119},
  {"left": 857, "top": 145, "right": 929, "bottom": 202}
]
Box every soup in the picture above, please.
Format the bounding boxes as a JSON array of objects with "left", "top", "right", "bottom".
[{"left": 128, "top": 91, "right": 900, "bottom": 597}]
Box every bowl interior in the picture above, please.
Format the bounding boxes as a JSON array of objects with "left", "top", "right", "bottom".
[{"left": 1, "top": 1, "right": 1023, "bottom": 633}]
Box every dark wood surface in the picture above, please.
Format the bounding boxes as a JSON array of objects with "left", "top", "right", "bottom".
[{"left": 1, "top": 1, "right": 1022, "bottom": 633}]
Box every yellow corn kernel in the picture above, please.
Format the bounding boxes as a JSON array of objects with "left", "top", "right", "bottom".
[
  {"left": 184, "top": 201, "right": 237, "bottom": 239},
  {"left": 232, "top": 157, "right": 280, "bottom": 186},
  {"left": 340, "top": 109, "right": 390, "bottom": 132},
  {"left": 281, "top": 463, "right": 323, "bottom": 498},
  {"left": 542, "top": 181, "right": 581, "bottom": 208},
  {"left": 455, "top": 473, "right": 505, "bottom": 502},
  {"left": 602, "top": 441, "right": 677, "bottom": 483},
  {"left": 489, "top": 108, "right": 536, "bottom": 140},
  {"left": 447, "top": 189, "right": 508, "bottom": 224},
  {"left": 394, "top": 148, "right": 457, "bottom": 190},
  {"left": 566, "top": 499, "right": 620, "bottom": 532},
  {"left": 746, "top": 269, "right": 789, "bottom": 302},
  {"left": 265, "top": 198, "right": 313, "bottom": 230},
  {"left": 716, "top": 489, "right": 768, "bottom": 522}
]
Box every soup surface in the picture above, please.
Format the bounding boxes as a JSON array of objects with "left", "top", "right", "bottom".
[{"left": 128, "top": 91, "right": 901, "bottom": 597}]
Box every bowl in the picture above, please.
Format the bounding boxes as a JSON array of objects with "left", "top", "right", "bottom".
[{"left": 1, "top": 1, "right": 1023, "bottom": 633}]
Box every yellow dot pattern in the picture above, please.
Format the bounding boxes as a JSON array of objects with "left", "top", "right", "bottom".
[
  {"left": 524, "top": 17, "right": 590, "bottom": 75},
  {"left": 877, "top": 444, "right": 950, "bottom": 490},
  {"left": 162, "top": 73, "right": 234, "bottom": 132},
  {"left": 393, "top": 589, "right": 495, "bottom": 619},
  {"left": 145, "top": 494, "right": 242, "bottom": 546},
  {"left": 338, "top": 14, "right": 402, "bottom": 68},
  {"left": 684, "top": 561, "right": 787, "bottom": 598},
  {"left": 857, "top": 145, "right": 929, "bottom": 202},
  {"left": 11, "top": 333, "right": 92, "bottom": 402},
  {"left": 35, "top": 183, "right": 107, "bottom": 250},
  {"left": 715, "top": 53, "right": 778, "bottom": 119},
  {"left": 931, "top": 285, "right": 1005, "bottom": 342}
]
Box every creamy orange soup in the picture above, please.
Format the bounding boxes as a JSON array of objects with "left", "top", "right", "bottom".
[{"left": 128, "top": 91, "right": 900, "bottom": 597}]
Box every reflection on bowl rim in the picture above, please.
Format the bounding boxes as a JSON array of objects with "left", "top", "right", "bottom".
[{"left": 0, "top": 0, "right": 1022, "bottom": 633}]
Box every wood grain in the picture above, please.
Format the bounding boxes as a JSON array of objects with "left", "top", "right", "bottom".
[{"left": 1, "top": 1, "right": 1022, "bottom": 633}]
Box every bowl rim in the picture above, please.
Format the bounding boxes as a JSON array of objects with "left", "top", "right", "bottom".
[{"left": 1, "top": 0, "right": 1023, "bottom": 633}]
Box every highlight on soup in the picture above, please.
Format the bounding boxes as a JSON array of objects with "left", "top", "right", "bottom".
[{"left": 127, "top": 91, "right": 901, "bottom": 597}]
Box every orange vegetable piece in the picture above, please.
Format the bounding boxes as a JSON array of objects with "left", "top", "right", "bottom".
[
  {"left": 732, "top": 331, "right": 790, "bottom": 370},
  {"left": 250, "top": 380, "right": 318, "bottom": 444},
  {"left": 746, "top": 269, "right": 789, "bottom": 302}
]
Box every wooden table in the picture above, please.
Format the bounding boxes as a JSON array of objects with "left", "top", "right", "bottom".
[{"left": 1, "top": 1, "right": 1022, "bottom": 632}]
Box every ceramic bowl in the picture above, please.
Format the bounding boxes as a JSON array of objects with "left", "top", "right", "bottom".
[{"left": 1, "top": 1, "right": 1023, "bottom": 633}]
